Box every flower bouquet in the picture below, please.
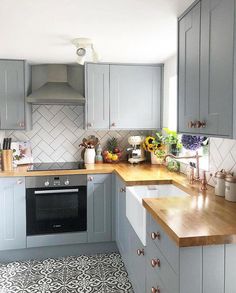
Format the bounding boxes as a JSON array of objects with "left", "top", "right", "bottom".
[{"left": 143, "top": 133, "right": 166, "bottom": 164}]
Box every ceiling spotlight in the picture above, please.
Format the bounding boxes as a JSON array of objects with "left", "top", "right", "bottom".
[{"left": 72, "top": 38, "right": 99, "bottom": 65}]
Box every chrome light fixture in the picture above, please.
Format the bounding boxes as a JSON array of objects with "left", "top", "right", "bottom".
[{"left": 72, "top": 38, "right": 99, "bottom": 65}]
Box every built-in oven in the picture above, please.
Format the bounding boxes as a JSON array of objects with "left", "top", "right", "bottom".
[{"left": 26, "top": 175, "right": 87, "bottom": 236}]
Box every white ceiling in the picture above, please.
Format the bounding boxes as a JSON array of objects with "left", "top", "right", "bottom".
[{"left": 0, "top": 0, "right": 194, "bottom": 64}]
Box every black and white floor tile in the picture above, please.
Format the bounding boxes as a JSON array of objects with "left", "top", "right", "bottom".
[{"left": 0, "top": 252, "right": 133, "bottom": 293}]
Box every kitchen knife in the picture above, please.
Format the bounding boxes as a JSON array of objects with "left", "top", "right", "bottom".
[{"left": 2, "top": 138, "right": 6, "bottom": 150}]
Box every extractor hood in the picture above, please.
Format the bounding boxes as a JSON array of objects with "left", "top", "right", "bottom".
[{"left": 27, "top": 64, "right": 85, "bottom": 105}]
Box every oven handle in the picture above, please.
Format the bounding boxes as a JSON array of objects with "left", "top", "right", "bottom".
[{"left": 34, "top": 189, "right": 79, "bottom": 195}]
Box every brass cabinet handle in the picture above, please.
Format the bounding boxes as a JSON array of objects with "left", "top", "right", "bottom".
[
  {"left": 17, "top": 179, "right": 23, "bottom": 185},
  {"left": 151, "top": 232, "right": 160, "bottom": 240},
  {"left": 195, "top": 120, "right": 206, "bottom": 128},
  {"left": 151, "top": 287, "right": 160, "bottom": 293},
  {"left": 188, "top": 121, "right": 196, "bottom": 128},
  {"left": 19, "top": 122, "right": 25, "bottom": 128},
  {"left": 151, "top": 258, "right": 161, "bottom": 268},
  {"left": 137, "top": 248, "right": 144, "bottom": 256}
]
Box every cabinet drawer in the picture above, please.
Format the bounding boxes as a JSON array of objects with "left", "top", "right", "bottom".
[
  {"left": 147, "top": 213, "right": 179, "bottom": 273},
  {"left": 146, "top": 234, "right": 179, "bottom": 293}
]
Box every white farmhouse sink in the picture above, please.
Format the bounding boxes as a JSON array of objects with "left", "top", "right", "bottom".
[{"left": 126, "top": 184, "right": 189, "bottom": 246}]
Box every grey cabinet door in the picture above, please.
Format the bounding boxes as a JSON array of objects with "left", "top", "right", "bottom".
[
  {"left": 110, "top": 65, "right": 162, "bottom": 129},
  {"left": 116, "top": 178, "right": 127, "bottom": 253},
  {"left": 200, "top": 0, "right": 234, "bottom": 136},
  {"left": 86, "top": 64, "right": 110, "bottom": 129},
  {"left": 178, "top": 2, "right": 201, "bottom": 134},
  {"left": 0, "top": 60, "right": 25, "bottom": 130},
  {"left": 128, "top": 224, "right": 146, "bottom": 293},
  {"left": 87, "top": 174, "right": 112, "bottom": 243},
  {"left": 0, "top": 177, "right": 26, "bottom": 251}
]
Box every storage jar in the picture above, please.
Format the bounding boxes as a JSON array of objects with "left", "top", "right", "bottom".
[
  {"left": 215, "top": 170, "right": 227, "bottom": 197},
  {"left": 225, "top": 176, "right": 236, "bottom": 202}
]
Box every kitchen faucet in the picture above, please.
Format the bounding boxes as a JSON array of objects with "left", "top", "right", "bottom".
[{"left": 163, "top": 151, "right": 208, "bottom": 190}]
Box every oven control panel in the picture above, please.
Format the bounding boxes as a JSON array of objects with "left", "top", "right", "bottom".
[{"left": 26, "top": 175, "right": 87, "bottom": 188}]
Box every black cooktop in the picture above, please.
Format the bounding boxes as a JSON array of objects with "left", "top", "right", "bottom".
[{"left": 27, "top": 162, "right": 86, "bottom": 172}]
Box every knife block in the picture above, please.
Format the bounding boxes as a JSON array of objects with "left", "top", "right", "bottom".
[{"left": 1, "top": 150, "right": 13, "bottom": 171}]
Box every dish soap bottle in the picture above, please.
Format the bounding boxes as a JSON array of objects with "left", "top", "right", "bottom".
[{"left": 95, "top": 144, "right": 103, "bottom": 164}]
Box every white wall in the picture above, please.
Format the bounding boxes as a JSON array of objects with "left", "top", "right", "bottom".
[{"left": 163, "top": 55, "right": 177, "bottom": 130}]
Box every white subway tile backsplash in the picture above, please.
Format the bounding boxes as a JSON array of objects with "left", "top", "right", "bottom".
[{"left": 6, "top": 105, "right": 149, "bottom": 163}]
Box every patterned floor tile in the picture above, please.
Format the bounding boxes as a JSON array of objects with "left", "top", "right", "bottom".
[{"left": 0, "top": 253, "right": 133, "bottom": 293}]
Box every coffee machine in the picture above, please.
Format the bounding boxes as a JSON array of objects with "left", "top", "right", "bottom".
[{"left": 127, "top": 136, "right": 146, "bottom": 164}]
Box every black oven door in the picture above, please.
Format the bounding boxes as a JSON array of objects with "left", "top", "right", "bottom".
[{"left": 26, "top": 186, "right": 87, "bottom": 235}]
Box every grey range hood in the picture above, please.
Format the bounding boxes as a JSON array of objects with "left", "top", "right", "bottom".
[{"left": 27, "top": 64, "right": 85, "bottom": 105}]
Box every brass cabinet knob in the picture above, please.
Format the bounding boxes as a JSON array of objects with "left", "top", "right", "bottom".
[
  {"left": 137, "top": 248, "right": 144, "bottom": 256},
  {"left": 151, "top": 258, "right": 161, "bottom": 268},
  {"left": 19, "top": 122, "right": 25, "bottom": 128},
  {"left": 111, "top": 122, "right": 116, "bottom": 127},
  {"left": 151, "top": 287, "right": 160, "bottom": 293},
  {"left": 151, "top": 232, "right": 160, "bottom": 240},
  {"left": 195, "top": 121, "right": 206, "bottom": 128},
  {"left": 88, "top": 176, "right": 94, "bottom": 182},
  {"left": 120, "top": 187, "right": 126, "bottom": 193},
  {"left": 87, "top": 122, "right": 93, "bottom": 127},
  {"left": 188, "top": 121, "right": 196, "bottom": 128}
]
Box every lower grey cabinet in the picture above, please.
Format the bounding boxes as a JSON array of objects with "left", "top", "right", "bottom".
[
  {"left": 87, "top": 174, "right": 112, "bottom": 243},
  {"left": 0, "top": 60, "right": 26, "bottom": 130},
  {"left": 116, "top": 177, "right": 145, "bottom": 292},
  {"left": 0, "top": 177, "right": 26, "bottom": 251}
]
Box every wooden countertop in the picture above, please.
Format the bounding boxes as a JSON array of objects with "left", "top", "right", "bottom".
[{"left": 1, "top": 163, "right": 236, "bottom": 247}]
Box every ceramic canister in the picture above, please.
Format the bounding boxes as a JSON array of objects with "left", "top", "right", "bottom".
[
  {"left": 225, "top": 176, "right": 236, "bottom": 202},
  {"left": 215, "top": 170, "right": 227, "bottom": 197}
]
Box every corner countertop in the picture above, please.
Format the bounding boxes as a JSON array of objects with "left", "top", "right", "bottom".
[{"left": 1, "top": 163, "right": 236, "bottom": 248}]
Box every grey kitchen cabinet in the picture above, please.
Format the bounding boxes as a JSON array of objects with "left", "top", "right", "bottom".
[
  {"left": 178, "top": 2, "right": 201, "bottom": 134},
  {"left": 115, "top": 177, "right": 145, "bottom": 293},
  {"left": 199, "top": 0, "right": 235, "bottom": 136},
  {"left": 115, "top": 176, "right": 129, "bottom": 261},
  {"left": 110, "top": 64, "right": 162, "bottom": 129},
  {"left": 86, "top": 63, "right": 110, "bottom": 129},
  {"left": 86, "top": 63, "right": 163, "bottom": 130},
  {"left": 0, "top": 177, "right": 26, "bottom": 251},
  {"left": 0, "top": 60, "right": 28, "bottom": 130},
  {"left": 146, "top": 212, "right": 229, "bottom": 293},
  {"left": 87, "top": 174, "right": 112, "bottom": 243},
  {"left": 178, "top": 0, "right": 236, "bottom": 137}
]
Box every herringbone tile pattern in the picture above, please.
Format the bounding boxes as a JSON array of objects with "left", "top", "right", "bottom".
[
  {"left": 209, "top": 137, "right": 236, "bottom": 185},
  {"left": 6, "top": 105, "right": 149, "bottom": 163}
]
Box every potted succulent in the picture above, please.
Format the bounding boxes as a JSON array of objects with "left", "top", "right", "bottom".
[
  {"left": 143, "top": 132, "right": 166, "bottom": 164},
  {"left": 163, "top": 128, "right": 182, "bottom": 156}
]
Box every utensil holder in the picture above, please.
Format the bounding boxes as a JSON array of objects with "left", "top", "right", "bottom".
[{"left": 1, "top": 150, "right": 13, "bottom": 171}]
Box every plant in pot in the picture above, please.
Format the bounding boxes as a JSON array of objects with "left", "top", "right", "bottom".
[
  {"left": 163, "top": 128, "right": 182, "bottom": 156},
  {"left": 143, "top": 132, "right": 166, "bottom": 164}
]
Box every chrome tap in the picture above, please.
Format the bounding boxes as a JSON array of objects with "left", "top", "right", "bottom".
[{"left": 163, "top": 151, "right": 208, "bottom": 190}]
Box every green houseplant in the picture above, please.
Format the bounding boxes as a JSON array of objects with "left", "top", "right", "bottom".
[{"left": 163, "top": 128, "right": 182, "bottom": 156}]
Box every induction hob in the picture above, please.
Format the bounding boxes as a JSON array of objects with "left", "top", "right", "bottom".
[{"left": 27, "top": 161, "right": 86, "bottom": 172}]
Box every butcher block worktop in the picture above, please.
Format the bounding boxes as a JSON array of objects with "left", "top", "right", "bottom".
[{"left": 1, "top": 163, "right": 236, "bottom": 247}]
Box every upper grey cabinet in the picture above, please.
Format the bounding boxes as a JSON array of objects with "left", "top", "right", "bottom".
[
  {"left": 110, "top": 65, "right": 162, "bottom": 129},
  {"left": 86, "top": 63, "right": 163, "bottom": 130},
  {"left": 0, "top": 60, "right": 26, "bottom": 130},
  {"left": 86, "top": 63, "right": 110, "bottom": 129},
  {"left": 178, "top": 2, "right": 201, "bottom": 134},
  {"left": 178, "top": 0, "right": 235, "bottom": 137},
  {"left": 200, "top": 0, "right": 235, "bottom": 136}
]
